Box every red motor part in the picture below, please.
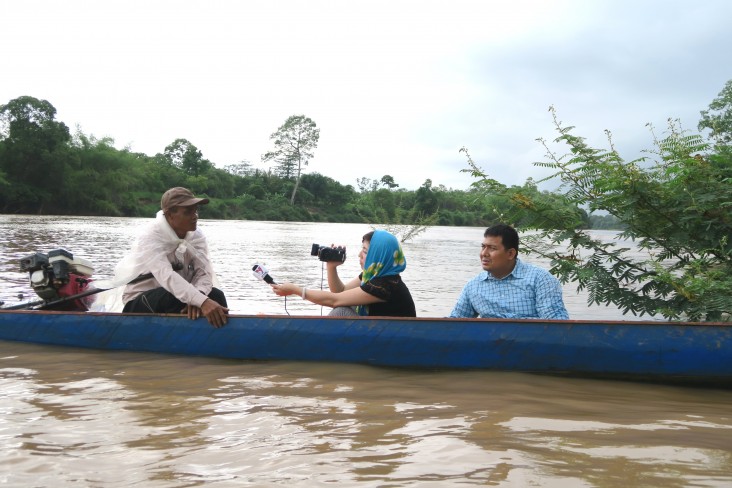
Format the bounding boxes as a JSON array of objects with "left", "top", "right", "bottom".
[{"left": 50, "top": 274, "right": 94, "bottom": 311}]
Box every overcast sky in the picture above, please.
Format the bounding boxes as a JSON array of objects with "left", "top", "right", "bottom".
[{"left": 3, "top": 0, "right": 731, "bottom": 191}]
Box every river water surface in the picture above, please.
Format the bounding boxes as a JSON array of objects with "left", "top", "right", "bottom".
[{"left": 0, "top": 215, "right": 730, "bottom": 487}]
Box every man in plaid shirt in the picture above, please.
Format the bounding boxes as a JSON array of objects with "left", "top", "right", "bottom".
[{"left": 450, "top": 224, "right": 569, "bottom": 320}]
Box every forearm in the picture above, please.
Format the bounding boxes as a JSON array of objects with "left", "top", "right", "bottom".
[
  {"left": 302, "top": 286, "right": 340, "bottom": 308},
  {"left": 449, "top": 287, "right": 477, "bottom": 318},
  {"left": 536, "top": 280, "right": 570, "bottom": 320},
  {"left": 326, "top": 265, "right": 345, "bottom": 293},
  {"left": 273, "top": 282, "right": 379, "bottom": 308},
  {"left": 152, "top": 264, "right": 208, "bottom": 308}
]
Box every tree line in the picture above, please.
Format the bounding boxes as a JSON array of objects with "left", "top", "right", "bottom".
[{"left": 0, "top": 96, "right": 613, "bottom": 229}]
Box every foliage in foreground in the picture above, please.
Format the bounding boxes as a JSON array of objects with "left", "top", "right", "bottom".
[{"left": 463, "top": 107, "right": 732, "bottom": 322}]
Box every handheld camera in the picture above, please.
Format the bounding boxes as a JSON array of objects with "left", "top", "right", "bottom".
[{"left": 310, "top": 243, "right": 346, "bottom": 263}]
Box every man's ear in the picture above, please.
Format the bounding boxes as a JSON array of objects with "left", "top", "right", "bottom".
[{"left": 507, "top": 248, "right": 518, "bottom": 260}]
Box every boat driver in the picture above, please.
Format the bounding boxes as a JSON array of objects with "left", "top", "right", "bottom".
[{"left": 118, "top": 187, "right": 229, "bottom": 327}]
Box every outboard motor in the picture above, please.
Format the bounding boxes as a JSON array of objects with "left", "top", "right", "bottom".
[{"left": 20, "top": 249, "right": 95, "bottom": 311}]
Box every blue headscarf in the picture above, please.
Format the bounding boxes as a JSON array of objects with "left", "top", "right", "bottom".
[{"left": 357, "top": 230, "right": 407, "bottom": 315}]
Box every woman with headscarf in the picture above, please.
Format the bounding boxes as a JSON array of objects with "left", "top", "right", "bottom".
[{"left": 271, "top": 230, "right": 416, "bottom": 317}]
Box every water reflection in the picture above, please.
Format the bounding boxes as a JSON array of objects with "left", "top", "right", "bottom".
[
  {"left": 1, "top": 370, "right": 170, "bottom": 485},
  {"left": 1, "top": 342, "right": 732, "bottom": 487}
]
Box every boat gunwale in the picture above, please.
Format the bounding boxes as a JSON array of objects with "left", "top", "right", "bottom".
[{"left": 2, "top": 308, "right": 729, "bottom": 327}]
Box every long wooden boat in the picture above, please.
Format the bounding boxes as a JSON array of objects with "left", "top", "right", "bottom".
[{"left": 1, "top": 309, "right": 730, "bottom": 387}]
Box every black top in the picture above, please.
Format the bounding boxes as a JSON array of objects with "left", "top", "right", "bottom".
[{"left": 360, "top": 274, "right": 416, "bottom": 317}]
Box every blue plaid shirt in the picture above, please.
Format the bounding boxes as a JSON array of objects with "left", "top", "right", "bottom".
[{"left": 450, "top": 258, "right": 569, "bottom": 319}]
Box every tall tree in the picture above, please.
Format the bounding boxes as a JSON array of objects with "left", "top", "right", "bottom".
[
  {"left": 380, "top": 174, "right": 399, "bottom": 188},
  {"left": 414, "top": 179, "right": 439, "bottom": 214},
  {"left": 0, "top": 96, "right": 71, "bottom": 212},
  {"left": 262, "top": 115, "right": 320, "bottom": 205},
  {"left": 163, "top": 138, "right": 211, "bottom": 176}
]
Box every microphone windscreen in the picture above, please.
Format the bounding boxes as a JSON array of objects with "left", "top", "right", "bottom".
[
  {"left": 252, "top": 264, "right": 275, "bottom": 284},
  {"left": 252, "top": 264, "right": 266, "bottom": 281}
]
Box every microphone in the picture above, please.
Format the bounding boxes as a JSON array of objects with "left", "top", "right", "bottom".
[{"left": 252, "top": 264, "right": 276, "bottom": 284}]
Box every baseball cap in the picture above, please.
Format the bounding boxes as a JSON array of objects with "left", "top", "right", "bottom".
[{"left": 161, "top": 187, "right": 210, "bottom": 212}]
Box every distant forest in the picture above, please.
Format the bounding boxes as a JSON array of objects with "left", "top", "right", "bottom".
[{"left": 0, "top": 95, "right": 620, "bottom": 229}]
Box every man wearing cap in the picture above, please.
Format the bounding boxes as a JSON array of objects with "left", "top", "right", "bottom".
[{"left": 119, "top": 187, "right": 229, "bottom": 327}]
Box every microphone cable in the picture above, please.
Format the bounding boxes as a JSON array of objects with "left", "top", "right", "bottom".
[{"left": 319, "top": 262, "right": 326, "bottom": 316}]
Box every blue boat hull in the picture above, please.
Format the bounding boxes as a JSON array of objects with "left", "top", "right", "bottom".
[{"left": 1, "top": 310, "right": 730, "bottom": 386}]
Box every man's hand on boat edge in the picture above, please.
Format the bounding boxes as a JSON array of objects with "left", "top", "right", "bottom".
[{"left": 183, "top": 298, "right": 229, "bottom": 328}]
